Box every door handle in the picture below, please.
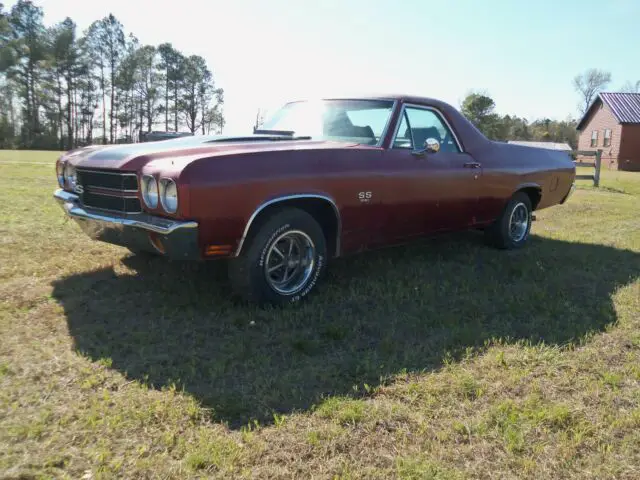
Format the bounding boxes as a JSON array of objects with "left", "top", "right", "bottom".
[{"left": 463, "top": 161, "right": 481, "bottom": 169}]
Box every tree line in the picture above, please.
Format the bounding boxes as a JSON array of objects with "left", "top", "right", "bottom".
[
  {"left": 460, "top": 92, "right": 579, "bottom": 148},
  {"left": 1, "top": 1, "right": 637, "bottom": 153},
  {"left": 460, "top": 68, "right": 639, "bottom": 148},
  {"left": 0, "top": 0, "right": 224, "bottom": 150}
]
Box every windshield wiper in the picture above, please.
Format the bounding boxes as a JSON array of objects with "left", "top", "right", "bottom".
[
  {"left": 252, "top": 129, "right": 311, "bottom": 141},
  {"left": 266, "top": 135, "right": 312, "bottom": 141},
  {"left": 253, "top": 129, "right": 295, "bottom": 136}
]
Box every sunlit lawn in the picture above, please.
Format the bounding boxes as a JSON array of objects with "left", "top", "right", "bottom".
[{"left": 1, "top": 151, "right": 639, "bottom": 479}]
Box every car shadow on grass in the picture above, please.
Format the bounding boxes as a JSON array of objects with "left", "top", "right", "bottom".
[{"left": 51, "top": 232, "right": 640, "bottom": 429}]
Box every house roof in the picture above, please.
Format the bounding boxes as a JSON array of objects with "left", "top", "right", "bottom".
[
  {"left": 577, "top": 92, "right": 640, "bottom": 130},
  {"left": 507, "top": 140, "right": 572, "bottom": 151}
]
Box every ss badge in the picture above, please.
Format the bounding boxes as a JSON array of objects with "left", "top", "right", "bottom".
[{"left": 358, "top": 191, "right": 372, "bottom": 203}]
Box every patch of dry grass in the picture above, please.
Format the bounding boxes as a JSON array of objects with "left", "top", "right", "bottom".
[{"left": 1, "top": 151, "right": 639, "bottom": 479}]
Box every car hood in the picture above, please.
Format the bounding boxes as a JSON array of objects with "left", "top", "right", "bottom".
[{"left": 61, "top": 134, "right": 365, "bottom": 171}]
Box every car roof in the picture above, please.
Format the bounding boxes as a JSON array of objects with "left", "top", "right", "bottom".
[{"left": 287, "top": 93, "right": 451, "bottom": 109}]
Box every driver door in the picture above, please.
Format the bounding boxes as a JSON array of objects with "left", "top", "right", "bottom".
[{"left": 381, "top": 105, "right": 481, "bottom": 241}]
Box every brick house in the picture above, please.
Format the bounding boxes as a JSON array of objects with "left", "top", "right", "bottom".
[{"left": 576, "top": 92, "right": 640, "bottom": 171}]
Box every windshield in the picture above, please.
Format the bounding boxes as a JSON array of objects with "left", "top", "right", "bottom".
[{"left": 260, "top": 99, "right": 395, "bottom": 146}]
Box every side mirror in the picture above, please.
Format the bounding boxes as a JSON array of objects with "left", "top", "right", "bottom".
[
  {"left": 425, "top": 137, "right": 440, "bottom": 153},
  {"left": 411, "top": 137, "right": 441, "bottom": 158}
]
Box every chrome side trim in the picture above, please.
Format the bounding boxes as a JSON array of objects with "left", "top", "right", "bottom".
[
  {"left": 54, "top": 189, "right": 197, "bottom": 235},
  {"left": 234, "top": 194, "right": 342, "bottom": 258},
  {"left": 388, "top": 103, "right": 464, "bottom": 153}
]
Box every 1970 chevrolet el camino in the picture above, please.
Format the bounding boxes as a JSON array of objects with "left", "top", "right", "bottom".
[{"left": 54, "top": 94, "right": 576, "bottom": 304}]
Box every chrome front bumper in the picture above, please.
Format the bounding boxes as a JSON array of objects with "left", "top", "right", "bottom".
[{"left": 54, "top": 189, "right": 200, "bottom": 259}]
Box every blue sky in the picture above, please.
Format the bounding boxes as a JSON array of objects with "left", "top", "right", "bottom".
[{"left": 15, "top": 0, "right": 640, "bottom": 133}]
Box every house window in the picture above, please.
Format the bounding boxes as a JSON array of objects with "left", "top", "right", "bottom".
[
  {"left": 603, "top": 129, "right": 611, "bottom": 147},
  {"left": 590, "top": 130, "right": 598, "bottom": 147}
]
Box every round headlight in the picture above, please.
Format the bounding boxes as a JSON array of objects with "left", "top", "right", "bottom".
[
  {"left": 160, "top": 178, "right": 178, "bottom": 213},
  {"left": 64, "top": 163, "right": 77, "bottom": 189},
  {"left": 142, "top": 175, "right": 159, "bottom": 209},
  {"left": 56, "top": 161, "right": 65, "bottom": 188}
]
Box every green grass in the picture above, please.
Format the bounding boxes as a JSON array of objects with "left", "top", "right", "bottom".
[
  {"left": 576, "top": 165, "right": 640, "bottom": 196},
  {"left": 1, "top": 150, "right": 639, "bottom": 479}
]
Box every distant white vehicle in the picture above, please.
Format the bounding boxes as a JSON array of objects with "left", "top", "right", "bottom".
[{"left": 507, "top": 141, "right": 572, "bottom": 152}]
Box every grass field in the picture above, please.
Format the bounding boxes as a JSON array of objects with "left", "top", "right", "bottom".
[{"left": 1, "top": 151, "right": 639, "bottom": 479}]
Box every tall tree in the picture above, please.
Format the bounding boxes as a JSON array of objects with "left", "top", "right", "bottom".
[
  {"left": 156, "top": 44, "right": 185, "bottom": 132},
  {"left": 85, "top": 20, "right": 108, "bottom": 144},
  {"left": 95, "top": 14, "right": 124, "bottom": 143},
  {"left": 135, "top": 45, "right": 160, "bottom": 133},
  {"left": 1, "top": 0, "right": 48, "bottom": 146},
  {"left": 180, "top": 55, "right": 209, "bottom": 133},
  {"left": 114, "top": 35, "right": 139, "bottom": 142},
  {"left": 48, "top": 24, "right": 65, "bottom": 149},
  {"left": 157, "top": 43, "right": 182, "bottom": 132},
  {"left": 0, "top": 3, "right": 10, "bottom": 53},
  {"left": 0, "top": 81, "right": 15, "bottom": 147},
  {"left": 50, "top": 17, "right": 82, "bottom": 149},
  {"left": 573, "top": 69, "right": 611, "bottom": 115},
  {"left": 200, "top": 87, "right": 224, "bottom": 134},
  {"left": 74, "top": 34, "right": 97, "bottom": 145},
  {"left": 0, "top": 3, "right": 15, "bottom": 146}
]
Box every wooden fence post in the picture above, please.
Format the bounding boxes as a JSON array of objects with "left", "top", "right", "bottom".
[{"left": 594, "top": 149, "right": 602, "bottom": 187}]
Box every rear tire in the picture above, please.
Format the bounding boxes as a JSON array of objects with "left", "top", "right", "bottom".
[
  {"left": 228, "top": 208, "right": 327, "bottom": 305},
  {"left": 484, "top": 192, "right": 533, "bottom": 249}
]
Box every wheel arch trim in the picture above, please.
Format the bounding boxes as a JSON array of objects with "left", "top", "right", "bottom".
[
  {"left": 233, "top": 193, "right": 342, "bottom": 258},
  {"left": 514, "top": 181, "right": 542, "bottom": 193},
  {"left": 514, "top": 182, "right": 542, "bottom": 208}
]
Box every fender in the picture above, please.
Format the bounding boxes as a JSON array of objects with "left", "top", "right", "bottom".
[{"left": 234, "top": 193, "right": 342, "bottom": 257}]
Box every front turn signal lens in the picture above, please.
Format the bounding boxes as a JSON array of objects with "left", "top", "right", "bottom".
[{"left": 205, "top": 245, "right": 233, "bottom": 256}]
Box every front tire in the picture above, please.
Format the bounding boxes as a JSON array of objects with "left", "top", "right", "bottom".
[
  {"left": 485, "top": 192, "right": 533, "bottom": 249},
  {"left": 228, "top": 208, "right": 327, "bottom": 305}
]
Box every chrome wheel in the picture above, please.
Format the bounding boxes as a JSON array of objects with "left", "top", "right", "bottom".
[
  {"left": 509, "top": 202, "right": 529, "bottom": 242},
  {"left": 264, "top": 230, "right": 316, "bottom": 295}
]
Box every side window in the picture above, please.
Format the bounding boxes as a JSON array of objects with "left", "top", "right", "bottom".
[{"left": 393, "top": 107, "right": 461, "bottom": 153}]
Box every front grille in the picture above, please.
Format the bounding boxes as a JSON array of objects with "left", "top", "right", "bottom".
[
  {"left": 76, "top": 168, "right": 142, "bottom": 214},
  {"left": 78, "top": 169, "right": 138, "bottom": 191}
]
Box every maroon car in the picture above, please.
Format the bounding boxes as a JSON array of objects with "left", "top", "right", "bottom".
[{"left": 54, "top": 94, "right": 576, "bottom": 304}]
